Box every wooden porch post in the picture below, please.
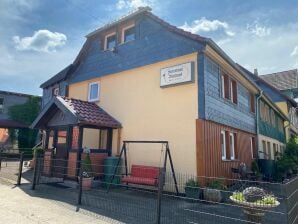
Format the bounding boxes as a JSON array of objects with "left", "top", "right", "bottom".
[
  {"left": 44, "top": 130, "right": 50, "bottom": 150},
  {"left": 107, "top": 128, "right": 113, "bottom": 156},
  {"left": 76, "top": 126, "right": 84, "bottom": 177}
]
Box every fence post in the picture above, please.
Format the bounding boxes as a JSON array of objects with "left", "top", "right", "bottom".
[
  {"left": 0, "top": 151, "right": 2, "bottom": 171},
  {"left": 17, "top": 152, "right": 24, "bottom": 185},
  {"left": 31, "top": 156, "right": 40, "bottom": 190},
  {"left": 156, "top": 168, "right": 165, "bottom": 224},
  {"left": 77, "top": 161, "right": 83, "bottom": 205}
]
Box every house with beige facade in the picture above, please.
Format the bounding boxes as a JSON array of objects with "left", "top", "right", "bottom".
[{"left": 32, "top": 7, "right": 288, "bottom": 180}]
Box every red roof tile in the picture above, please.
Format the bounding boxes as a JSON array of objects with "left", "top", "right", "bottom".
[{"left": 61, "top": 97, "right": 121, "bottom": 128}]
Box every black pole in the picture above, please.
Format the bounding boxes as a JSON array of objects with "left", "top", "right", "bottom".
[
  {"left": 0, "top": 151, "right": 2, "bottom": 171},
  {"left": 17, "top": 153, "right": 24, "bottom": 185},
  {"left": 156, "top": 169, "right": 164, "bottom": 224},
  {"left": 156, "top": 147, "right": 167, "bottom": 224},
  {"left": 106, "top": 143, "right": 125, "bottom": 193},
  {"left": 31, "top": 156, "right": 40, "bottom": 190},
  {"left": 77, "top": 163, "right": 83, "bottom": 205},
  {"left": 166, "top": 143, "right": 179, "bottom": 195},
  {"left": 123, "top": 144, "right": 128, "bottom": 176}
]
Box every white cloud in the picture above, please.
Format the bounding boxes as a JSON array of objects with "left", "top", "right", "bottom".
[
  {"left": 179, "top": 17, "right": 235, "bottom": 37},
  {"left": 220, "top": 23, "right": 298, "bottom": 74},
  {"left": 116, "top": 0, "right": 156, "bottom": 10},
  {"left": 13, "top": 29, "right": 67, "bottom": 52},
  {"left": 247, "top": 23, "right": 271, "bottom": 37},
  {"left": 291, "top": 46, "right": 298, "bottom": 56}
]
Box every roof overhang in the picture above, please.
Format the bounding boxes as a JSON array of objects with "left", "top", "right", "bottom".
[
  {"left": 31, "top": 96, "right": 122, "bottom": 129},
  {"left": 0, "top": 119, "right": 28, "bottom": 129}
]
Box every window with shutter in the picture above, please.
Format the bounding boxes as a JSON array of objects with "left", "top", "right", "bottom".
[
  {"left": 250, "top": 93, "right": 255, "bottom": 113},
  {"left": 230, "top": 79, "right": 237, "bottom": 104},
  {"left": 224, "top": 74, "right": 230, "bottom": 100},
  {"left": 250, "top": 137, "right": 256, "bottom": 159}
]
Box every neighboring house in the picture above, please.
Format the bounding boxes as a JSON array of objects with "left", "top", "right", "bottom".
[
  {"left": 259, "top": 69, "right": 298, "bottom": 139},
  {"left": 238, "top": 66, "right": 288, "bottom": 161},
  {"left": 261, "top": 69, "right": 298, "bottom": 100},
  {"left": 0, "top": 90, "right": 38, "bottom": 149},
  {"left": 40, "top": 65, "right": 74, "bottom": 108},
  {"left": 33, "top": 7, "right": 272, "bottom": 178}
]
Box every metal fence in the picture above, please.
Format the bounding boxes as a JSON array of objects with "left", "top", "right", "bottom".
[
  {"left": 0, "top": 151, "right": 26, "bottom": 185},
  {"left": 18, "top": 157, "right": 298, "bottom": 224}
]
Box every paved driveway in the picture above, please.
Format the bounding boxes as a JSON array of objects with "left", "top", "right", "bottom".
[{"left": 0, "top": 181, "right": 118, "bottom": 224}]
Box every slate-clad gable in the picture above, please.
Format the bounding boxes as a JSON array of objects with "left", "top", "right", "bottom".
[
  {"left": 69, "top": 16, "right": 204, "bottom": 83},
  {"left": 202, "top": 57, "right": 256, "bottom": 133}
]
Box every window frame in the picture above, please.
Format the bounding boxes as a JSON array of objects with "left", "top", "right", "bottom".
[
  {"left": 250, "top": 93, "right": 255, "bottom": 113},
  {"left": 230, "top": 79, "right": 238, "bottom": 104},
  {"left": 88, "top": 81, "right": 100, "bottom": 102},
  {"left": 229, "top": 132, "right": 236, "bottom": 160},
  {"left": 267, "top": 141, "right": 271, "bottom": 160},
  {"left": 53, "top": 87, "right": 59, "bottom": 96},
  {"left": 121, "top": 24, "right": 136, "bottom": 43},
  {"left": 104, "top": 32, "right": 117, "bottom": 50},
  {"left": 220, "top": 130, "right": 226, "bottom": 160}
]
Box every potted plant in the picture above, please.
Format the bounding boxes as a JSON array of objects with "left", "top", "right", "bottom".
[
  {"left": 203, "top": 180, "right": 227, "bottom": 202},
  {"left": 185, "top": 178, "right": 202, "bottom": 200},
  {"left": 230, "top": 187, "right": 280, "bottom": 223},
  {"left": 81, "top": 152, "right": 93, "bottom": 190}
]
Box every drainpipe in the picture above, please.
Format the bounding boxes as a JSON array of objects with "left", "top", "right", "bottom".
[{"left": 256, "top": 90, "right": 263, "bottom": 159}]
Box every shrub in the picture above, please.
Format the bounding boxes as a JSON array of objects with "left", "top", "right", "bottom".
[
  {"left": 185, "top": 179, "right": 200, "bottom": 188},
  {"left": 207, "top": 179, "right": 227, "bottom": 190},
  {"left": 274, "top": 137, "right": 298, "bottom": 181}
]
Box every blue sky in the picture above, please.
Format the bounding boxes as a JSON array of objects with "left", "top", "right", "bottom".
[{"left": 1, "top": 0, "right": 298, "bottom": 95}]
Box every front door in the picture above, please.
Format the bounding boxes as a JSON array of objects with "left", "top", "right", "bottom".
[{"left": 52, "top": 129, "right": 68, "bottom": 178}]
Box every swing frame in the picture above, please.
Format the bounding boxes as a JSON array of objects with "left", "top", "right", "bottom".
[{"left": 107, "top": 140, "right": 179, "bottom": 195}]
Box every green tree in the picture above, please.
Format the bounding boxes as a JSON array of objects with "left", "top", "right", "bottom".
[
  {"left": 8, "top": 96, "right": 40, "bottom": 153},
  {"left": 274, "top": 137, "right": 298, "bottom": 181}
]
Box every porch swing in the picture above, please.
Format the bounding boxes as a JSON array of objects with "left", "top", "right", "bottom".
[{"left": 107, "top": 141, "right": 179, "bottom": 195}]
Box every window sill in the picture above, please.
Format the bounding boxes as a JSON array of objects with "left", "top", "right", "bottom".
[
  {"left": 118, "top": 39, "right": 135, "bottom": 46},
  {"left": 222, "top": 159, "right": 239, "bottom": 162},
  {"left": 88, "top": 99, "right": 99, "bottom": 103}
]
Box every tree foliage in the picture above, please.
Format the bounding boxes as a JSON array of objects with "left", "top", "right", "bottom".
[
  {"left": 274, "top": 137, "right": 298, "bottom": 181},
  {"left": 8, "top": 96, "right": 41, "bottom": 149}
]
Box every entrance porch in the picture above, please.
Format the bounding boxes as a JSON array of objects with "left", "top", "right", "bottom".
[{"left": 31, "top": 96, "right": 122, "bottom": 179}]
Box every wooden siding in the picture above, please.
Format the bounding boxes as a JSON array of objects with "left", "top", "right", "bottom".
[{"left": 196, "top": 119, "right": 255, "bottom": 178}]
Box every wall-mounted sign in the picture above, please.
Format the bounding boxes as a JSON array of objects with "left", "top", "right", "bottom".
[{"left": 160, "top": 62, "right": 194, "bottom": 87}]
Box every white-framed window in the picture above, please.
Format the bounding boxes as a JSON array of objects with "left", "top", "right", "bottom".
[
  {"left": 267, "top": 141, "right": 272, "bottom": 160},
  {"left": 105, "top": 32, "right": 116, "bottom": 50},
  {"left": 230, "top": 79, "right": 237, "bottom": 104},
  {"left": 220, "top": 130, "right": 226, "bottom": 160},
  {"left": 122, "top": 24, "right": 135, "bottom": 43},
  {"left": 250, "top": 137, "right": 256, "bottom": 159},
  {"left": 88, "top": 82, "right": 100, "bottom": 102},
  {"left": 230, "top": 132, "right": 235, "bottom": 160},
  {"left": 53, "top": 87, "right": 59, "bottom": 96},
  {"left": 221, "top": 74, "right": 225, "bottom": 98}
]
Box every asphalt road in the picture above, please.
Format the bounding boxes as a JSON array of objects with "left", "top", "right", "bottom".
[{"left": 0, "top": 181, "right": 117, "bottom": 224}]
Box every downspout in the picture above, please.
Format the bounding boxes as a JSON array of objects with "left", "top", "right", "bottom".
[{"left": 256, "top": 90, "right": 263, "bottom": 159}]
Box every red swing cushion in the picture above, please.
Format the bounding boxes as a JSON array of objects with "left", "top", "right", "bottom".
[{"left": 122, "top": 165, "right": 160, "bottom": 186}]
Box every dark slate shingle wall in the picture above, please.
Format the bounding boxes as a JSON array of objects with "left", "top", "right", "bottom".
[
  {"left": 69, "top": 16, "right": 205, "bottom": 84},
  {"left": 203, "top": 56, "right": 256, "bottom": 133}
]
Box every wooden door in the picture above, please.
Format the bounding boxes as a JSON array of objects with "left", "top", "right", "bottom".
[{"left": 52, "top": 130, "right": 68, "bottom": 178}]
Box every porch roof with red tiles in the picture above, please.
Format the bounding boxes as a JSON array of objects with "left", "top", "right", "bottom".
[{"left": 60, "top": 97, "right": 122, "bottom": 128}]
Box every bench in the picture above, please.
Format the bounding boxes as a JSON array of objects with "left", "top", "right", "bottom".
[{"left": 121, "top": 165, "right": 160, "bottom": 186}]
